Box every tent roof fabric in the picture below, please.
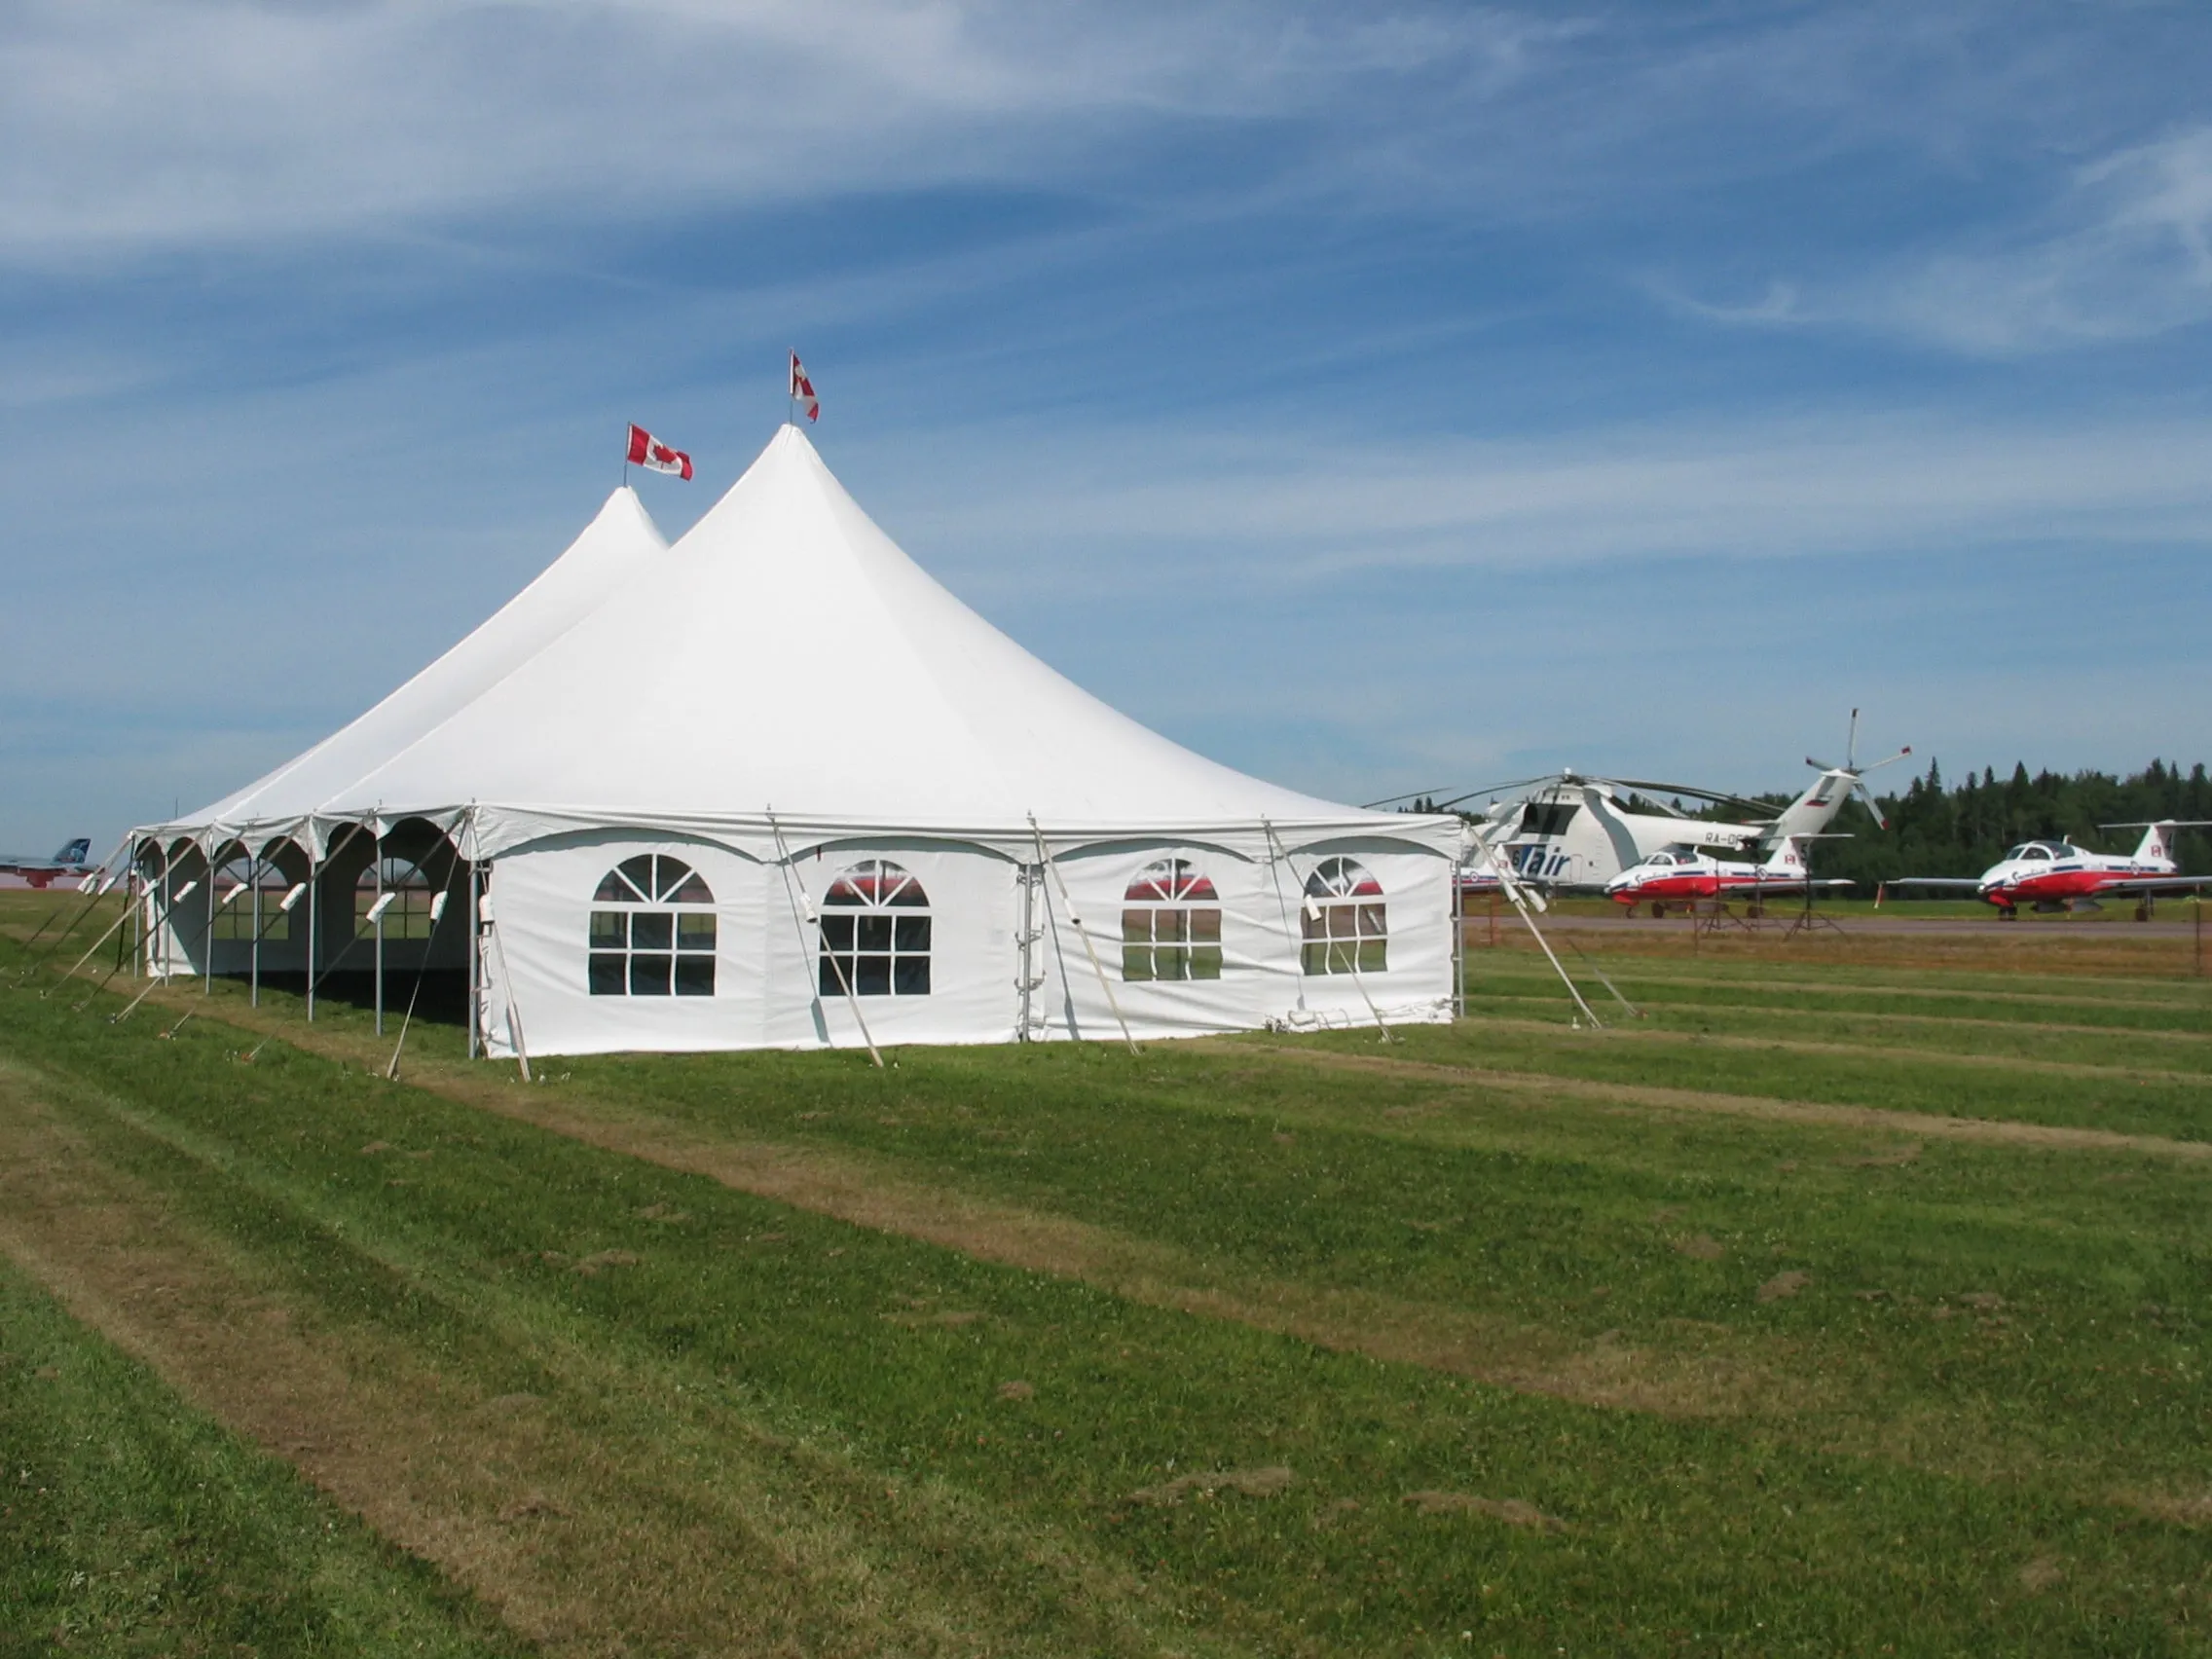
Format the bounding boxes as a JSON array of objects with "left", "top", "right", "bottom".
[
  {"left": 161, "top": 427, "right": 1453, "bottom": 857},
  {"left": 197, "top": 483, "right": 666, "bottom": 834}
]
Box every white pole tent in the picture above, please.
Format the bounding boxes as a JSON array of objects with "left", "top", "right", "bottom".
[{"left": 136, "top": 426, "right": 1462, "bottom": 1057}]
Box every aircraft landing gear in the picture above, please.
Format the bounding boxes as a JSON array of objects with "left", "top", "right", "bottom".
[
  {"left": 1649, "top": 902, "right": 1666, "bottom": 919},
  {"left": 1998, "top": 905, "right": 2017, "bottom": 921},
  {"left": 2135, "top": 903, "right": 2152, "bottom": 923},
  {"left": 1746, "top": 902, "right": 1765, "bottom": 919}
]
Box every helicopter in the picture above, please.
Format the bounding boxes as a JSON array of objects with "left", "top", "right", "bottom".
[{"left": 1378, "top": 712, "right": 1908, "bottom": 893}]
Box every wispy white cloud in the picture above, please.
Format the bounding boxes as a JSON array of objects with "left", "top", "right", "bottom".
[
  {"left": 1678, "top": 127, "right": 2212, "bottom": 355},
  {"left": 885, "top": 411, "right": 2212, "bottom": 592},
  {"left": 0, "top": 0, "right": 1542, "bottom": 261}
]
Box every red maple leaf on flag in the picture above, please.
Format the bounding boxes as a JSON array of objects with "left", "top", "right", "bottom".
[{"left": 625, "top": 423, "right": 692, "bottom": 479}]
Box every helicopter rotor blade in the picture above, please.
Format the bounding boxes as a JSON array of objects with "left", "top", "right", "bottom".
[
  {"left": 1851, "top": 778, "right": 1890, "bottom": 830},
  {"left": 1605, "top": 779, "right": 1783, "bottom": 820}
]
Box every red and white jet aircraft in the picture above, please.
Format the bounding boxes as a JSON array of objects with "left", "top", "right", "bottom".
[
  {"left": 1891, "top": 821, "right": 2210, "bottom": 918},
  {"left": 1604, "top": 836, "right": 1851, "bottom": 917}
]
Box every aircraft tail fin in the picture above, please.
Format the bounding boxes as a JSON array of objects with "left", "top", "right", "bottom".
[
  {"left": 1762, "top": 835, "right": 1809, "bottom": 873},
  {"left": 2103, "top": 821, "right": 2212, "bottom": 863},
  {"left": 55, "top": 837, "right": 90, "bottom": 866}
]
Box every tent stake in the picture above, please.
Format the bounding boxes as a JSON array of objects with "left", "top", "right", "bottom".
[{"left": 1029, "top": 815, "right": 1138, "bottom": 1055}]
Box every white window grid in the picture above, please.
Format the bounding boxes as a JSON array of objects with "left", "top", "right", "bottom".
[
  {"left": 819, "top": 858, "right": 932, "bottom": 997},
  {"left": 1302, "top": 856, "right": 1386, "bottom": 976},
  {"left": 589, "top": 854, "right": 717, "bottom": 997},
  {"left": 1121, "top": 857, "right": 1223, "bottom": 981}
]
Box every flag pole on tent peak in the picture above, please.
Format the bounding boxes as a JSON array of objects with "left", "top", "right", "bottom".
[{"left": 789, "top": 350, "right": 819, "bottom": 427}]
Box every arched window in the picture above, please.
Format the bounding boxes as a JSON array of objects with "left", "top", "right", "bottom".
[
  {"left": 1303, "top": 857, "right": 1385, "bottom": 976},
  {"left": 356, "top": 856, "right": 438, "bottom": 940},
  {"left": 819, "top": 860, "right": 930, "bottom": 996},
  {"left": 211, "top": 856, "right": 289, "bottom": 940},
  {"left": 1122, "top": 858, "right": 1222, "bottom": 981},
  {"left": 590, "top": 854, "right": 716, "bottom": 997}
]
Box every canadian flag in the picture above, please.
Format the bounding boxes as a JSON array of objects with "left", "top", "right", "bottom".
[
  {"left": 625, "top": 423, "right": 693, "bottom": 479},
  {"left": 789, "top": 350, "right": 820, "bottom": 423}
]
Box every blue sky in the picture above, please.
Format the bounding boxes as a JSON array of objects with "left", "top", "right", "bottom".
[{"left": 5, "top": 0, "right": 2211, "bottom": 853}]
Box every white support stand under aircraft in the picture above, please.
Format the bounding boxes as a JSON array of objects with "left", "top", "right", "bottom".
[
  {"left": 1602, "top": 835, "right": 1853, "bottom": 917},
  {"left": 1889, "top": 822, "right": 2212, "bottom": 919},
  {"left": 1405, "top": 712, "right": 1909, "bottom": 894}
]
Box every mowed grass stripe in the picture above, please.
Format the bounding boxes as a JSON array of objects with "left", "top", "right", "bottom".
[
  {"left": 5, "top": 992, "right": 2210, "bottom": 1653},
  {"left": 1457, "top": 996, "right": 2212, "bottom": 1080},
  {"left": 1466, "top": 949, "right": 2212, "bottom": 1011},
  {"left": 0, "top": 1056, "right": 1250, "bottom": 1659},
  {"left": 1464, "top": 978, "right": 2212, "bottom": 1048},
  {"left": 43, "top": 966, "right": 2212, "bottom": 1498},
  {"left": 0, "top": 1254, "right": 526, "bottom": 1658},
  {"left": 1467, "top": 961, "right": 2212, "bottom": 1027},
  {"left": 1325, "top": 1020, "right": 2212, "bottom": 1143}
]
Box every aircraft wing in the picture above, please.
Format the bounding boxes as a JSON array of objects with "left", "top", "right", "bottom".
[
  {"left": 1884, "top": 877, "right": 1983, "bottom": 890},
  {"left": 2093, "top": 875, "right": 2212, "bottom": 897}
]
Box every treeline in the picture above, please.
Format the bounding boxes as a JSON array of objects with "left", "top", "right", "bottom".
[{"left": 1772, "top": 759, "right": 2212, "bottom": 888}]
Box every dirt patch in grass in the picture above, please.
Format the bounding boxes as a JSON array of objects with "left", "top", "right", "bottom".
[
  {"left": 1757, "top": 1272, "right": 1811, "bottom": 1304},
  {"left": 2017, "top": 1555, "right": 2066, "bottom": 1593},
  {"left": 1675, "top": 1235, "right": 1726, "bottom": 1261},
  {"left": 1400, "top": 1491, "right": 1565, "bottom": 1531},
  {"left": 1126, "top": 1465, "right": 1294, "bottom": 1505},
  {"left": 1235, "top": 1044, "right": 2212, "bottom": 1161},
  {"left": 1845, "top": 1142, "right": 1923, "bottom": 1167},
  {"left": 569, "top": 1249, "right": 638, "bottom": 1276},
  {"left": 2126, "top": 1491, "right": 2212, "bottom": 1527}
]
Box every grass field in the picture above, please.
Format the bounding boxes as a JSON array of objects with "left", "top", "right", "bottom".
[{"left": 1, "top": 893, "right": 2207, "bottom": 1655}]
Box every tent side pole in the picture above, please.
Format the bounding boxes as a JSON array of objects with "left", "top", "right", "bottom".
[
  {"left": 203, "top": 840, "right": 217, "bottom": 996},
  {"left": 1453, "top": 855, "right": 1465, "bottom": 1021},
  {"left": 249, "top": 850, "right": 261, "bottom": 1009},
  {"left": 1015, "top": 859, "right": 1040, "bottom": 1041},
  {"left": 766, "top": 810, "right": 883, "bottom": 1067},
  {"left": 306, "top": 845, "right": 317, "bottom": 1021},
  {"left": 1261, "top": 819, "right": 1309, "bottom": 1013},
  {"left": 373, "top": 830, "right": 386, "bottom": 1037},
  {"left": 467, "top": 856, "right": 481, "bottom": 1061},
  {"left": 1028, "top": 816, "right": 1137, "bottom": 1055}
]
